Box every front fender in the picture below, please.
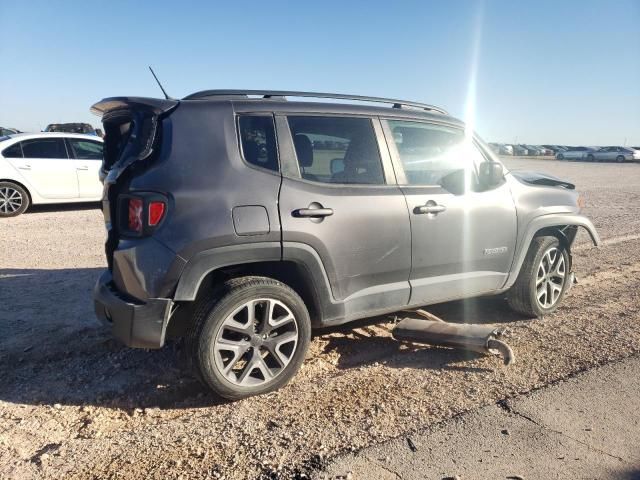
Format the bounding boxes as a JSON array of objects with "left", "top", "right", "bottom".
[{"left": 504, "top": 213, "right": 600, "bottom": 290}]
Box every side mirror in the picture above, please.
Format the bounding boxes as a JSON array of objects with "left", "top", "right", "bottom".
[{"left": 479, "top": 162, "right": 504, "bottom": 187}]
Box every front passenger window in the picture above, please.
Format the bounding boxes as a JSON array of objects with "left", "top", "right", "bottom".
[{"left": 387, "top": 120, "right": 484, "bottom": 193}]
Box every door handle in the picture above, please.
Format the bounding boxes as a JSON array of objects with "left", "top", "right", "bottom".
[
  {"left": 414, "top": 204, "right": 446, "bottom": 215},
  {"left": 18, "top": 164, "right": 31, "bottom": 170},
  {"left": 294, "top": 207, "right": 334, "bottom": 218},
  {"left": 76, "top": 166, "right": 89, "bottom": 171}
]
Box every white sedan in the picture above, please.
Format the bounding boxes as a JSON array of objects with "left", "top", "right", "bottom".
[{"left": 0, "top": 132, "right": 103, "bottom": 217}]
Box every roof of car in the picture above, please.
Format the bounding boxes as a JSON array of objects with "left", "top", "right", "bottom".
[
  {"left": 2, "top": 132, "right": 103, "bottom": 142},
  {"left": 181, "top": 90, "right": 463, "bottom": 127},
  {"left": 226, "top": 98, "right": 461, "bottom": 125}
]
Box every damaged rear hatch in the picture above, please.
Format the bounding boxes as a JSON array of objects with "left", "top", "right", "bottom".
[{"left": 90, "top": 97, "right": 178, "bottom": 269}]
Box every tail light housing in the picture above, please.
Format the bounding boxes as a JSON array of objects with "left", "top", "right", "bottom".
[{"left": 119, "top": 193, "right": 167, "bottom": 236}]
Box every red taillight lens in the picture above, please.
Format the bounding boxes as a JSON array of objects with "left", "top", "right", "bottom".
[
  {"left": 128, "top": 198, "right": 143, "bottom": 233},
  {"left": 148, "top": 201, "right": 165, "bottom": 226}
]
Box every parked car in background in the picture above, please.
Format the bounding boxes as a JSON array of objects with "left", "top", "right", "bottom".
[
  {"left": 587, "top": 146, "right": 638, "bottom": 163},
  {"left": 488, "top": 143, "right": 514, "bottom": 155},
  {"left": 536, "top": 146, "right": 553, "bottom": 156},
  {"left": 0, "top": 127, "right": 21, "bottom": 136},
  {"left": 543, "top": 145, "right": 569, "bottom": 155},
  {"left": 44, "top": 123, "right": 100, "bottom": 136},
  {"left": 524, "top": 145, "right": 544, "bottom": 156},
  {"left": 0, "top": 133, "right": 103, "bottom": 217},
  {"left": 513, "top": 145, "right": 529, "bottom": 156},
  {"left": 556, "top": 146, "right": 593, "bottom": 161}
]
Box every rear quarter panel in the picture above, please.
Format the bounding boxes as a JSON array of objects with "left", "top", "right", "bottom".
[{"left": 127, "top": 101, "right": 282, "bottom": 262}]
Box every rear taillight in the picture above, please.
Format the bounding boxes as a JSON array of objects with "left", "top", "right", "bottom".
[
  {"left": 128, "top": 198, "right": 143, "bottom": 233},
  {"left": 120, "top": 194, "right": 167, "bottom": 236},
  {"left": 148, "top": 201, "right": 165, "bottom": 226}
]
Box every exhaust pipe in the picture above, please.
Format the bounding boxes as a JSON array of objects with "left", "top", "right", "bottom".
[{"left": 393, "top": 313, "right": 515, "bottom": 366}]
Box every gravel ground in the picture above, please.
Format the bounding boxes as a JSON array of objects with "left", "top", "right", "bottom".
[{"left": 1, "top": 158, "right": 639, "bottom": 479}]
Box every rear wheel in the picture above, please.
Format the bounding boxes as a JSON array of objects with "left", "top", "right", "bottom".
[
  {"left": 0, "top": 182, "right": 29, "bottom": 217},
  {"left": 586, "top": 154, "right": 595, "bottom": 162},
  {"left": 557, "top": 153, "right": 564, "bottom": 160},
  {"left": 508, "top": 236, "right": 570, "bottom": 318},
  {"left": 616, "top": 155, "right": 625, "bottom": 163},
  {"left": 184, "top": 276, "right": 311, "bottom": 400}
]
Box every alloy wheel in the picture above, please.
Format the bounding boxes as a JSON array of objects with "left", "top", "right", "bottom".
[
  {"left": 213, "top": 298, "right": 299, "bottom": 387},
  {"left": 535, "top": 247, "right": 566, "bottom": 309},
  {"left": 0, "top": 186, "right": 23, "bottom": 214}
]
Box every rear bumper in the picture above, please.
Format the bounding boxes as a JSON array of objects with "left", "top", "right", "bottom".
[{"left": 94, "top": 270, "right": 173, "bottom": 349}]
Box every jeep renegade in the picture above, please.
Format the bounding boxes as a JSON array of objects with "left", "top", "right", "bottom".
[{"left": 91, "top": 90, "right": 599, "bottom": 399}]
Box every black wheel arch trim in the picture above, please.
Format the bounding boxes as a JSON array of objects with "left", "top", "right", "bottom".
[
  {"left": 172, "top": 241, "right": 345, "bottom": 326},
  {"left": 503, "top": 213, "right": 600, "bottom": 290}
]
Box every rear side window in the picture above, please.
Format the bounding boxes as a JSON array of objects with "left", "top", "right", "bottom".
[
  {"left": 2, "top": 142, "right": 23, "bottom": 158},
  {"left": 287, "top": 116, "right": 384, "bottom": 185},
  {"left": 238, "top": 116, "right": 278, "bottom": 172},
  {"left": 21, "top": 138, "right": 67, "bottom": 159},
  {"left": 68, "top": 139, "right": 103, "bottom": 160}
]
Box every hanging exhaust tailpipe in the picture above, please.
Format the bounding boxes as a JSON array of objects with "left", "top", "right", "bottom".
[{"left": 392, "top": 313, "right": 515, "bottom": 366}]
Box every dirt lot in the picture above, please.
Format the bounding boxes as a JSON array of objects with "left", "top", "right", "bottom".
[{"left": 1, "top": 158, "right": 639, "bottom": 479}]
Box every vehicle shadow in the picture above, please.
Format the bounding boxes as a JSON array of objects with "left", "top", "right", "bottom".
[
  {"left": 0, "top": 267, "right": 216, "bottom": 411},
  {"left": 0, "top": 268, "right": 528, "bottom": 411}
]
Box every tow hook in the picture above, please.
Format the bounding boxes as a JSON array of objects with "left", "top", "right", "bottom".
[{"left": 393, "top": 310, "right": 515, "bottom": 365}]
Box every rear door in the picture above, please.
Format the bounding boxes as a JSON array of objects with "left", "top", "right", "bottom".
[
  {"left": 7, "top": 138, "right": 78, "bottom": 198},
  {"left": 277, "top": 115, "right": 412, "bottom": 318},
  {"left": 66, "top": 138, "right": 104, "bottom": 198},
  {"left": 382, "top": 119, "right": 517, "bottom": 305}
]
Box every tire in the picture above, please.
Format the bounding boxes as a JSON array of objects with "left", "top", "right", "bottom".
[
  {"left": 616, "top": 155, "right": 625, "bottom": 163},
  {"left": 0, "top": 181, "right": 30, "bottom": 217},
  {"left": 507, "top": 236, "right": 570, "bottom": 318},
  {"left": 557, "top": 154, "right": 564, "bottom": 160},
  {"left": 586, "top": 154, "right": 595, "bottom": 162},
  {"left": 184, "top": 276, "right": 311, "bottom": 400}
]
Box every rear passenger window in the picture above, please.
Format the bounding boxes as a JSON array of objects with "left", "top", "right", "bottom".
[
  {"left": 238, "top": 116, "right": 278, "bottom": 172},
  {"left": 288, "top": 116, "right": 384, "bottom": 185},
  {"left": 21, "top": 138, "right": 67, "bottom": 159},
  {"left": 68, "top": 139, "right": 103, "bottom": 160},
  {"left": 2, "top": 143, "right": 23, "bottom": 158}
]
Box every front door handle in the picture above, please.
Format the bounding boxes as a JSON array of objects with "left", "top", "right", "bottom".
[
  {"left": 76, "top": 166, "right": 89, "bottom": 171},
  {"left": 414, "top": 203, "right": 446, "bottom": 215},
  {"left": 18, "top": 164, "right": 32, "bottom": 170},
  {"left": 294, "top": 207, "right": 334, "bottom": 218}
]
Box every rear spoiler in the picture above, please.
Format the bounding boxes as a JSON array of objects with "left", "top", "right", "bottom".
[{"left": 90, "top": 97, "right": 179, "bottom": 118}]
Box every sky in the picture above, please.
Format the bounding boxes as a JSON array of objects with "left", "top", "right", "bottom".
[{"left": 1, "top": 0, "right": 639, "bottom": 145}]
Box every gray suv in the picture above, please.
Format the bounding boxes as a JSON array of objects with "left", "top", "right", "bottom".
[{"left": 91, "top": 90, "right": 599, "bottom": 400}]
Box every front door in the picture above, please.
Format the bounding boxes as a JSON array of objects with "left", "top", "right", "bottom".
[
  {"left": 277, "top": 115, "right": 412, "bottom": 319},
  {"left": 66, "top": 137, "right": 104, "bottom": 198},
  {"left": 8, "top": 137, "right": 78, "bottom": 199},
  {"left": 383, "top": 119, "right": 517, "bottom": 305}
]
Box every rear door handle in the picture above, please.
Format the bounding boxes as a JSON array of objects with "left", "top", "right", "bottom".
[
  {"left": 76, "top": 166, "right": 89, "bottom": 171},
  {"left": 414, "top": 204, "right": 446, "bottom": 215},
  {"left": 294, "top": 207, "right": 334, "bottom": 218},
  {"left": 18, "top": 164, "right": 31, "bottom": 170}
]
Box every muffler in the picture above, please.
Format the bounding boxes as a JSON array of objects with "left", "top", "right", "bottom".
[{"left": 393, "top": 311, "right": 515, "bottom": 365}]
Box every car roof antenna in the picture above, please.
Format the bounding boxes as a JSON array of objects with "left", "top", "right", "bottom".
[{"left": 148, "top": 66, "right": 173, "bottom": 100}]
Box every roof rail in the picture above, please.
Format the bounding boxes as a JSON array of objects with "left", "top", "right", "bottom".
[{"left": 182, "top": 89, "right": 448, "bottom": 115}]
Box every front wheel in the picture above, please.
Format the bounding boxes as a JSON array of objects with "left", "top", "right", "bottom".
[
  {"left": 508, "top": 236, "right": 570, "bottom": 318},
  {"left": 616, "top": 155, "right": 625, "bottom": 163},
  {"left": 185, "top": 276, "right": 311, "bottom": 400},
  {"left": 0, "top": 181, "right": 29, "bottom": 217}
]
